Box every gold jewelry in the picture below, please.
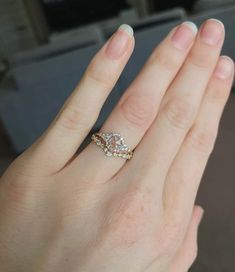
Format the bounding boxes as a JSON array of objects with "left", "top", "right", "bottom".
[{"left": 91, "top": 132, "right": 133, "bottom": 160}]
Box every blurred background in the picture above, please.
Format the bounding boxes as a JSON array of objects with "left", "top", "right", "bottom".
[{"left": 0, "top": 0, "right": 235, "bottom": 270}]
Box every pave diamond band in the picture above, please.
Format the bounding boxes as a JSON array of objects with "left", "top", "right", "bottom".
[{"left": 91, "top": 132, "right": 133, "bottom": 160}]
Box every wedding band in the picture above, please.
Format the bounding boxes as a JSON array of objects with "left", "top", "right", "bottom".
[{"left": 91, "top": 132, "right": 133, "bottom": 159}]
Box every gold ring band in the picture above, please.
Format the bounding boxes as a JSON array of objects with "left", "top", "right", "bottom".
[{"left": 91, "top": 132, "right": 133, "bottom": 160}]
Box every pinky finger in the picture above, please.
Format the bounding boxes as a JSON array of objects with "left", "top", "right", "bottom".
[
  {"left": 169, "top": 206, "right": 204, "bottom": 272},
  {"left": 164, "top": 55, "right": 234, "bottom": 218}
]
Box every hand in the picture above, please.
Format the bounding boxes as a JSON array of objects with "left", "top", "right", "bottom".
[{"left": 0, "top": 20, "right": 234, "bottom": 272}]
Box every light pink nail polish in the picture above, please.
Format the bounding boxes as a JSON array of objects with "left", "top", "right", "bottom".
[
  {"left": 105, "top": 24, "right": 133, "bottom": 59},
  {"left": 200, "top": 19, "right": 224, "bottom": 46},
  {"left": 171, "top": 22, "right": 197, "bottom": 50},
  {"left": 215, "top": 56, "right": 234, "bottom": 80}
]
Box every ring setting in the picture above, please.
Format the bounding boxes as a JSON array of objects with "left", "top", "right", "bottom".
[{"left": 91, "top": 132, "right": 133, "bottom": 159}]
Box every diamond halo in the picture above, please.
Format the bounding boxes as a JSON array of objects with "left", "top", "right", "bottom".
[{"left": 91, "top": 132, "right": 133, "bottom": 159}]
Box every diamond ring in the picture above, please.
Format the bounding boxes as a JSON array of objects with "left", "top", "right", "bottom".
[{"left": 91, "top": 132, "right": 133, "bottom": 159}]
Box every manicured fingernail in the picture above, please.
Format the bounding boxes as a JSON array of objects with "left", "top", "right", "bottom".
[
  {"left": 215, "top": 56, "right": 234, "bottom": 80},
  {"left": 118, "top": 24, "right": 134, "bottom": 37},
  {"left": 105, "top": 24, "right": 133, "bottom": 59},
  {"left": 200, "top": 19, "right": 224, "bottom": 46},
  {"left": 171, "top": 21, "right": 198, "bottom": 50}
]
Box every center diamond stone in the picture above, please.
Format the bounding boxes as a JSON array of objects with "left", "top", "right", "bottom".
[{"left": 105, "top": 133, "right": 125, "bottom": 153}]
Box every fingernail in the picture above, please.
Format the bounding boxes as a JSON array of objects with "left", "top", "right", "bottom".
[
  {"left": 197, "top": 208, "right": 204, "bottom": 225},
  {"left": 105, "top": 24, "right": 133, "bottom": 59},
  {"left": 171, "top": 21, "right": 198, "bottom": 50},
  {"left": 215, "top": 56, "right": 234, "bottom": 80},
  {"left": 200, "top": 19, "right": 224, "bottom": 46},
  {"left": 118, "top": 24, "right": 134, "bottom": 37}
]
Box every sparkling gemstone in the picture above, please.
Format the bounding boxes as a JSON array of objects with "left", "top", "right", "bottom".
[{"left": 105, "top": 133, "right": 125, "bottom": 153}]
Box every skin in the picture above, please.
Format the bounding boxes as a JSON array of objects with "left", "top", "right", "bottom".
[{"left": 0, "top": 19, "right": 234, "bottom": 272}]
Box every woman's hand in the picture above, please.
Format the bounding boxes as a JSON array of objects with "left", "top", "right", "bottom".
[{"left": 0, "top": 20, "right": 234, "bottom": 272}]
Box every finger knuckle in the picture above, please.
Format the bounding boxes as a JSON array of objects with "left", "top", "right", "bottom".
[
  {"left": 207, "top": 84, "right": 230, "bottom": 103},
  {"left": 187, "top": 126, "right": 217, "bottom": 154},
  {"left": 120, "top": 94, "right": 155, "bottom": 128},
  {"left": 150, "top": 47, "right": 181, "bottom": 72},
  {"left": 58, "top": 104, "right": 89, "bottom": 132},
  {"left": 85, "top": 59, "right": 113, "bottom": 88},
  {"left": 163, "top": 99, "right": 195, "bottom": 130},
  {"left": 187, "top": 49, "right": 215, "bottom": 69}
]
